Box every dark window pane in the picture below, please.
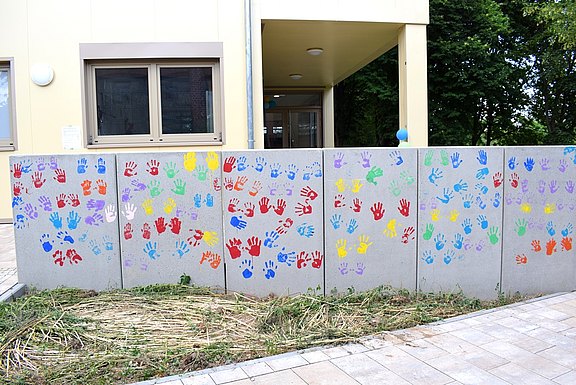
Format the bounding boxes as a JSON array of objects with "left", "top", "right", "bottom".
[
  {"left": 160, "top": 67, "right": 213, "bottom": 134},
  {"left": 95, "top": 68, "right": 150, "bottom": 136},
  {"left": 0, "top": 69, "right": 10, "bottom": 140}
]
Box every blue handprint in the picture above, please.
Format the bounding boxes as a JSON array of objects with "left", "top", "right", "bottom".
[
  {"left": 230, "top": 216, "right": 247, "bottom": 230},
  {"left": 346, "top": 219, "right": 358, "bottom": 234},
  {"left": 57, "top": 231, "right": 75, "bottom": 244},
  {"left": 390, "top": 151, "right": 403, "bottom": 166},
  {"left": 66, "top": 211, "right": 81, "bottom": 230},
  {"left": 173, "top": 241, "right": 190, "bottom": 258},
  {"left": 240, "top": 259, "right": 253, "bottom": 279},
  {"left": 277, "top": 247, "right": 296, "bottom": 266},
  {"left": 95, "top": 157, "right": 106, "bottom": 174},
  {"left": 476, "top": 196, "right": 487, "bottom": 210},
  {"left": 453, "top": 179, "right": 468, "bottom": 192},
  {"left": 77, "top": 158, "right": 88, "bottom": 174},
  {"left": 422, "top": 250, "right": 435, "bottom": 265},
  {"left": 428, "top": 168, "right": 443, "bottom": 186},
  {"left": 508, "top": 156, "right": 518, "bottom": 170},
  {"left": 263, "top": 231, "right": 280, "bottom": 248},
  {"left": 462, "top": 218, "right": 473, "bottom": 234},
  {"left": 562, "top": 223, "right": 573, "bottom": 237},
  {"left": 40, "top": 234, "right": 53, "bottom": 252},
  {"left": 477, "top": 215, "right": 489, "bottom": 229},
  {"left": 205, "top": 193, "right": 214, "bottom": 208},
  {"left": 270, "top": 163, "right": 282, "bottom": 178},
  {"left": 330, "top": 214, "right": 342, "bottom": 230},
  {"left": 14, "top": 214, "right": 26, "bottom": 229},
  {"left": 103, "top": 235, "right": 114, "bottom": 251},
  {"left": 436, "top": 188, "right": 454, "bottom": 204},
  {"left": 143, "top": 241, "right": 160, "bottom": 260},
  {"left": 297, "top": 223, "right": 315, "bottom": 238},
  {"left": 434, "top": 234, "right": 446, "bottom": 250},
  {"left": 475, "top": 183, "right": 488, "bottom": 195},
  {"left": 89, "top": 240, "right": 102, "bottom": 256},
  {"left": 49, "top": 212, "right": 63, "bottom": 229},
  {"left": 237, "top": 156, "right": 248, "bottom": 171},
  {"left": 194, "top": 194, "right": 202, "bottom": 208},
  {"left": 546, "top": 221, "right": 556, "bottom": 236},
  {"left": 524, "top": 157, "right": 535, "bottom": 172},
  {"left": 20, "top": 161, "right": 32, "bottom": 174},
  {"left": 492, "top": 192, "right": 501, "bottom": 208},
  {"left": 451, "top": 152, "right": 463, "bottom": 168},
  {"left": 443, "top": 250, "right": 455, "bottom": 265},
  {"left": 462, "top": 194, "right": 474, "bottom": 209},
  {"left": 12, "top": 196, "right": 23, "bottom": 208},
  {"left": 477, "top": 150, "right": 488, "bottom": 165},
  {"left": 452, "top": 233, "right": 464, "bottom": 250},
  {"left": 254, "top": 157, "right": 267, "bottom": 172},
  {"left": 476, "top": 167, "right": 489, "bottom": 180},
  {"left": 286, "top": 164, "right": 298, "bottom": 180},
  {"left": 263, "top": 260, "right": 277, "bottom": 279}
]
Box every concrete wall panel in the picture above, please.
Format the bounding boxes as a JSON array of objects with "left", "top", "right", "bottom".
[
  {"left": 323, "top": 148, "right": 417, "bottom": 293},
  {"left": 10, "top": 154, "right": 121, "bottom": 290}
]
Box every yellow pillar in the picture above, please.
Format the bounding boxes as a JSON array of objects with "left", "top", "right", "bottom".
[
  {"left": 398, "top": 24, "right": 428, "bottom": 147},
  {"left": 323, "top": 86, "right": 335, "bottom": 148}
]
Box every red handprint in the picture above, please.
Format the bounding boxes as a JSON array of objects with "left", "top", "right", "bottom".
[
  {"left": 245, "top": 236, "right": 262, "bottom": 257},
  {"left": 334, "top": 194, "right": 345, "bottom": 208},
  {"left": 401, "top": 226, "right": 416, "bottom": 244},
  {"left": 154, "top": 217, "right": 167, "bottom": 234},
  {"left": 56, "top": 193, "right": 66, "bottom": 208},
  {"left": 67, "top": 193, "right": 81, "bottom": 207},
  {"left": 546, "top": 239, "right": 557, "bottom": 256},
  {"left": 311, "top": 251, "right": 323, "bottom": 269},
  {"left": 234, "top": 176, "right": 248, "bottom": 191},
  {"left": 295, "top": 202, "right": 312, "bottom": 216},
  {"left": 223, "top": 156, "right": 236, "bottom": 173},
  {"left": 124, "top": 161, "right": 138, "bottom": 177},
  {"left": 300, "top": 186, "right": 318, "bottom": 201},
  {"left": 224, "top": 177, "right": 234, "bottom": 191},
  {"left": 531, "top": 240, "right": 542, "bottom": 252},
  {"left": 66, "top": 249, "right": 83, "bottom": 264},
  {"left": 141, "top": 223, "right": 151, "bottom": 239},
  {"left": 350, "top": 198, "right": 362, "bottom": 213},
  {"left": 187, "top": 229, "right": 204, "bottom": 247},
  {"left": 53, "top": 250, "right": 65, "bottom": 266},
  {"left": 297, "top": 251, "right": 311, "bottom": 269},
  {"left": 13, "top": 182, "right": 23, "bottom": 197},
  {"left": 124, "top": 223, "right": 133, "bottom": 240},
  {"left": 509, "top": 173, "right": 519, "bottom": 188},
  {"left": 561, "top": 237, "right": 572, "bottom": 251},
  {"left": 226, "top": 238, "right": 243, "bottom": 259},
  {"left": 96, "top": 179, "right": 107, "bottom": 195},
  {"left": 274, "top": 199, "right": 286, "bottom": 215},
  {"left": 169, "top": 217, "right": 182, "bottom": 234},
  {"left": 243, "top": 202, "right": 255, "bottom": 218},
  {"left": 81, "top": 180, "right": 92, "bottom": 196},
  {"left": 11, "top": 163, "right": 22, "bottom": 179},
  {"left": 146, "top": 159, "right": 160, "bottom": 176},
  {"left": 32, "top": 171, "right": 45, "bottom": 189},
  {"left": 228, "top": 198, "right": 240, "bottom": 213},
  {"left": 53, "top": 168, "right": 66, "bottom": 183},
  {"left": 397, "top": 199, "right": 410, "bottom": 217},
  {"left": 248, "top": 180, "right": 262, "bottom": 197},
  {"left": 515, "top": 254, "right": 528, "bottom": 264},
  {"left": 370, "top": 202, "right": 385, "bottom": 221},
  {"left": 275, "top": 217, "right": 294, "bottom": 235},
  {"left": 493, "top": 172, "right": 503, "bottom": 188},
  {"left": 212, "top": 177, "right": 221, "bottom": 191},
  {"left": 259, "top": 197, "right": 271, "bottom": 214}
]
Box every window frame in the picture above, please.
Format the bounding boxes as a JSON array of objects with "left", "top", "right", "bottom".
[
  {"left": 81, "top": 43, "right": 225, "bottom": 148},
  {"left": 0, "top": 58, "right": 17, "bottom": 151}
]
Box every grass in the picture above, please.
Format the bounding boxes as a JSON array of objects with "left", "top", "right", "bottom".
[{"left": 0, "top": 284, "right": 527, "bottom": 385}]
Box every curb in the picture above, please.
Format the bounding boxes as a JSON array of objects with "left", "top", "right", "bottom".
[{"left": 0, "top": 283, "right": 27, "bottom": 303}]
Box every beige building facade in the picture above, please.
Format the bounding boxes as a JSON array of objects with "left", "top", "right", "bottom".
[{"left": 0, "top": 0, "right": 429, "bottom": 221}]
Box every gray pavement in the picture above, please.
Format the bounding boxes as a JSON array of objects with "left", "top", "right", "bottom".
[{"left": 1, "top": 224, "right": 575, "bottom": 384}]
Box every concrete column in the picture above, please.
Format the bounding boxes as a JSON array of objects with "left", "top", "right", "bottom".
[
  {"left": 398, "top": 24, "right": 428, "bottom": 147},
  {"left": 323, "top": 86, "right": 335, "bottom": 148}
]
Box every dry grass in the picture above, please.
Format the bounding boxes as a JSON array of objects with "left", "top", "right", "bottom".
[{"left": 0, "top": 284, "right": 526, "bottom": 385}]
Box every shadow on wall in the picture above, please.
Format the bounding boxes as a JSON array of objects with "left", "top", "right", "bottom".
[{"left": 9, "top": 146, "right": 576, "bottom": 300}]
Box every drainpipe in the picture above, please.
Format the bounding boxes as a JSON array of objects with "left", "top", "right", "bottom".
[{"left": 245, "top": 0, "right": 255, "bottom": 149}]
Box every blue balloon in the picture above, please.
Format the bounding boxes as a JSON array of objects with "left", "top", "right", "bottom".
[{"left": 396, "top": 128, "right": 408, "bottom": 141}]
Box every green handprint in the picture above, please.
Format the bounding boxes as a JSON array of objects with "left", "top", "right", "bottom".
[
  {"left": 515, "top": 219, "right": 528, "bottom": 237},
  {"left": 423, "top": 223, "right": 434, "bottom": 240},
  {"left": 163, "top": 161, "right": 180, "bottom": 178},
  {"left": 424, "top": 150, "right": 434, "bottom": 167},
  {"left": 440, "top": 150, "right": 449, "bottom": 166},
  {"left": 388, "top": 180, "right": 401, "bottom": 197},
  {"left": 488, "top": 226, "right": 499, "bottom": 245},
  {"left": 171, "top": 179, "right": 186, "bottom": 195},
  {"left": 148, "top": 180, "right": 164, "bottom": 198},
  {"left": 195, "top": 165, "right": 208, "bottom": 181},
  {"left": 366, "top": 166, "right": 383, "bottom": 185},
  {"left": 400, "top": 171, "right": 415, "bottom": 186}
]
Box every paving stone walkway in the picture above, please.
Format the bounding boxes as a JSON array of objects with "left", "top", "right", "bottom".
[{"left": 2, "top": 224, "right": 575, "bottom": 384}]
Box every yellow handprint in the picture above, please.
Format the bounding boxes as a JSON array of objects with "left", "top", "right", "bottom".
[
  {"left": 336, "top": 239, "right": 348, "bottom": 258},
  {"left": 544, "top": 203, "right": 556, "bottom": 215},
  {"left": 520, "top": 202, "right": 532, "bottom": 213},
  {"left": 163, "top": 198, "right": 176, "bottom": 214},
  {"left": 350, "top": 179, "right": 364, "bottom": 193},
  {"left": 430, "top": 209, "right": 441, "bottom": 222},
  {"left": 383, "top": 219, "right": 398, "bottom": 238},
  {"left": 335, "top": 178, "right": 348, "bottom": 193},
  {"left": 449, "top": 209, "right": 460, "bottom": 222},
  {"left": 356, "top": 235, "right": 373, "bottom": 254},
  {"left": 142, "top": 198, "right": 154, "bottom": 215},
  {"left": 202, "top": 231, "right": 219, "bottom": 246},
  {"left": 183, "top": 152, "right": 197, "bottom": 172},
  {"left": 206, "top": 152, "right": 219, "bottom": 171}
]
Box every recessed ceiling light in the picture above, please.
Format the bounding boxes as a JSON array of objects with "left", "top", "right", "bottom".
[
  {"left": 306, "top": 48, "right": 324, "bottom": 56},
  {"left": 289, "top": 73, "right": 303, "bottom": 80},
  {"left": 273, "top": 94, "right": 285, "bottom": 98}
]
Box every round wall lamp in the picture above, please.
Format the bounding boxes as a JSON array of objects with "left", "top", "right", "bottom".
[
  {"left": 289, "top": 73, "right": 303, "bottom": 80},
  {"left": 306, "top": 47, "right": 324, "bottom": 56},
  {"left": 31, "top": 64, "right": 54, "bottom": 86}
]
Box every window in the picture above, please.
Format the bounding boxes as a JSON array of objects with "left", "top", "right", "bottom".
[
  {"left": 0, "top": 59, "right": 16, "bottom": 151},
  {"left": 81, "top": 43, "right": 224, "bottom": 147}
]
